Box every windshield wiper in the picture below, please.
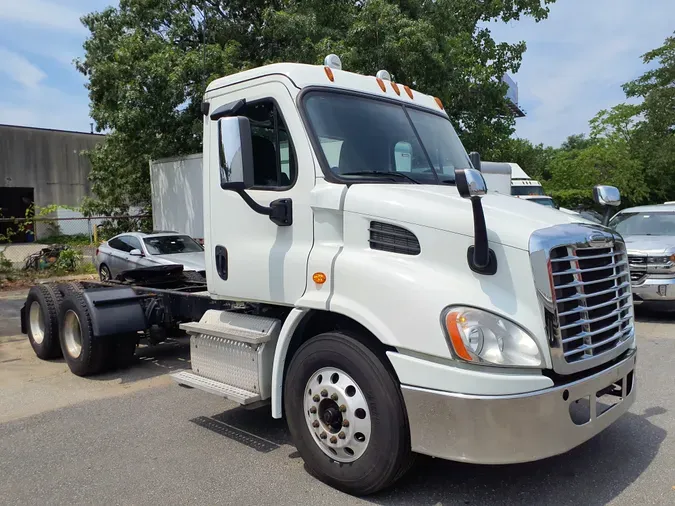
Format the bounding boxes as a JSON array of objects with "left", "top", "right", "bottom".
[{"left": 341, "top": 171, "right": 420, "bottom": 184}]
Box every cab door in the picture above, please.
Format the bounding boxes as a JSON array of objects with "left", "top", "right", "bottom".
[{"left": 204, "top": 80, "right": 315, "bottom": 304}]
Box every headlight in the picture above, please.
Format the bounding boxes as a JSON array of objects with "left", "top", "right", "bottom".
[{"left": 442, "top": 306, "right": 543, "bottom": 368}]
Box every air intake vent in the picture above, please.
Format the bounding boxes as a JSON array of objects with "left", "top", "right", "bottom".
[{"left": 369, "top": 221, "right": 420, "bottom": 255}]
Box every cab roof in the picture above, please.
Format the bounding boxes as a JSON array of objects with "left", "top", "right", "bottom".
[{"left": 205, "top": 62, "right": 446, "bottom": 115}]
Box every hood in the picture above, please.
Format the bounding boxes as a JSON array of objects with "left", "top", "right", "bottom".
[
  {"left": 147, "top": 252, "right": 205, "bottom": 271},
  {"left": 622, "top": 235, "right": 675, "bottom": 256},
  {"left": 343, "top": 184, "right": 596, "bottom": 250}
]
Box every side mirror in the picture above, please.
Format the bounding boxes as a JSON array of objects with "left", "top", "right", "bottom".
[
  {"left": 593, "top": 185, "right": 621, "bottom": 207},
  {"left": 469, "top": 151, "right": 482, "bottom": 172},
  {"left": 129, "top": 249, "right": 143, "bottom": 257},
  {"left": 218, "top": 116, "right": 255, "bottom": 190},
  {"left": 455, "top": 168, "right": 496, "bottom": 275},
  {"left": 593, "top": 185, "right": 621, "bottom": 226},
  {"left": 456, "top": 168, "right": 487, "bottom": 198},
  {"left": 215, "top": 115, "right": 293, "bottom": 226}
]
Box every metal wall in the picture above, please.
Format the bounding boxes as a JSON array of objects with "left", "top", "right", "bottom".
[{"left": 0, "top": 124, "right": 104, "bottom": 208}]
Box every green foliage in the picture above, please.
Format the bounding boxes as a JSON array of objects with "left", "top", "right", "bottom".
[
  {"left": 53, "top": 249, "right": 82, "bottom": 272},
  {"left": 77, "top": 0, "right": 557, "bottom": 211},
  {"left": 0, "top": 252, "right": 12, "bottom": 274},
  {"left": 38, "top": 234, "right": 92, "bottom": 246},
  {"left": 485, "top": 136, "right": 556, "bottom": 181}
]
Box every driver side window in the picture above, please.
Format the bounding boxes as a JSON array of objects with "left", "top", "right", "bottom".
[{"left": 243, "top": 100, "right": 297, "bottom": 189}]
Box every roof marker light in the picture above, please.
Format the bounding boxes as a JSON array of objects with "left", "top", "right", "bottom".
[
  {"left": 391, "top": 82, "right": 401, "bottom": 95},
  {"left": 376, "top": 69, "right": 391, "bottom": 81},
  {"left": 434, "top": 97, "right": 444, "bottom": 109},
  {"left": 324, "top": 66, "right": 334, "bottom": 82},
  {"left": 324, "top": 54, "right": 342, "bottom": 70},
  {"left": 376, "top": 77, "right": 386, "bottom": 92},
  {"left": 403, "top": 85, "right": 414, "bottom": 99}
]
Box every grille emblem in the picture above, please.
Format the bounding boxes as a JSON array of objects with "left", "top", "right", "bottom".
[{"left": 587, "top": 232, "right": 614, "bottom": 248}]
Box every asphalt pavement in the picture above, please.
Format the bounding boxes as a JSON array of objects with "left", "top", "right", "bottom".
[{"left": 1, "top": 290, "right": 674, "bottom": 505}]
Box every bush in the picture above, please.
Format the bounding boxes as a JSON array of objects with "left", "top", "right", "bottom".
[
  {"left": 54, "top": 248, "right": 82, "bottom": 272},
  {"left": 0, "top": 252, "right": 12, "bottom": 274}
]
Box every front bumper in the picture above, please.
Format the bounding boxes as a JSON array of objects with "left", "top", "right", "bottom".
[
  {"left": 401, "top": 349, "right": 636, "bottom": 464},
  {"left": 632, "top": 276, "right": 675, "bottom": 303}
]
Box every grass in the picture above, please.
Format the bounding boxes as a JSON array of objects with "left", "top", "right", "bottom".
[{"left": 37, "top": 234, "right": 92, "bottom": 246}]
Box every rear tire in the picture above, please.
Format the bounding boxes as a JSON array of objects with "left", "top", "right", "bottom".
[
  {"left": 99, "top": 264, "right": 112, "bottom": 281},
  {"left": 58, "top": 291, "right": 109, "bottom": 376},
  {"left": 284, "top": 332, "right": 412, "bottom": 496},
  {"left": 25, "top": 284, "right": 63, "bottom": 360}
]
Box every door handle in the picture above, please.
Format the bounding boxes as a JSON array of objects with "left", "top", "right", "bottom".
[{"left": 215, "top": 245, "right": 228, "bottom": 280}]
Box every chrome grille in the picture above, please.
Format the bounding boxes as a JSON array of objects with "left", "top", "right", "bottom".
[
  {"left": 628, "top": 255, "right": 647, "bottom": 284},
  {"left": 549, "top": 243, "right": 633, "bottom": 365}
]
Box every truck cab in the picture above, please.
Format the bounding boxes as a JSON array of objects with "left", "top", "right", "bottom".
[
  {"left": 22, "top": 56, "right": 638, "bottom": 496},
  {"left": 190, "top": 56, "right": 636, "bottom": 492}
]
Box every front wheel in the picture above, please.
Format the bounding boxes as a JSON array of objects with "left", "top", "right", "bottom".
[{"left": 284, "top": 332, "right": 413, "bottom": 496}]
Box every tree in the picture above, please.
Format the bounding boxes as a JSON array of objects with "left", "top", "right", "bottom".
[
  {"left": 76, "top": 0, "right": 557, "bottom": 212},
  {"left": 484, "top": 136, "right": 556, "bottom": 180}
]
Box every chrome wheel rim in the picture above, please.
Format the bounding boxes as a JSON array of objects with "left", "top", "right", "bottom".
[
  {"left": 29, "top": 301, "right": 45, "bottom": 344},
  {"left": 100, "top": 266, "right": 110, "bottom": 281},
  {"left": 304, "top": 367, "right": 372, "bottom": 463},
  {"left": 63, "top": 310, "right": 83, "bottom": 358}
]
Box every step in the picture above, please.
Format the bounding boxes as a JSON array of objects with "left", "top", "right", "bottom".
[{"left": 171, "top": 370, "right": 261, "bottom": 405}]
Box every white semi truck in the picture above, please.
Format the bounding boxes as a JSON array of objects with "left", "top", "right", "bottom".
[{"left": 21, "top": 56, "right": 637, "bottom": 496}]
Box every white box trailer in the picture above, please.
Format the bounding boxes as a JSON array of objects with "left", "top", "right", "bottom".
[{"left": 149, "top": 153, "right": 204, "bottom": 242}]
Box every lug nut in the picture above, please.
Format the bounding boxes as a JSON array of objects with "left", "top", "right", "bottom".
[
  {"left": 330, "top": 436, "right": 338, "bottom": 444},
  {"left": 313, "top": 395, "right": 320, "bottom": 402},
  {"left": 321, "top": 389, "right": 328, "bottom": 397},
  {"left": 309, "top": 406, "right": 317, "bottom": 414},
  {"left": 339, "top": 405, "right": 347, "bottom": 413},
  {"left": 320, "top": 432, "right": 327, "bottom": 439},
  {"left": 338, "top": 431, "right": 346, "bottom": 439},
  {"left": 342, "top": 420, "right": 349, "bottom": 427},
  {"left": 312, "top": 420, "right": 320, "bottom": 428},
  {"left": 331, "top": 393, "right": 338, "bottom": 401}
]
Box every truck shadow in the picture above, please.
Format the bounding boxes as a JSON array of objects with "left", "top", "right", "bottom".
[
  {"left": 373, "top": 407, "right": 667, "bottom": 505},
  {"left": 634, "top": 307, "right": 675, "bottom": 324},
  {"left": 196, "top": 405, "right": 666, "bottom": 505},
  {"left": 90, "top": 337, "right": 191, "bottom": 384}
]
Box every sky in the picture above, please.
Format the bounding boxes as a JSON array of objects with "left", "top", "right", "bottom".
[{"left": 0, "top": 0, "right": 673, "bottom": 147}]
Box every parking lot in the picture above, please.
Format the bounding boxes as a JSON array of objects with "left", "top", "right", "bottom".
[{"left": 1, "top": 289, "right": 674, "bottom": 506}]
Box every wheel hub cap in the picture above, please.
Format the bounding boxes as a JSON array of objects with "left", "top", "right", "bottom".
[
  {"left": 63, "top": 309, "right": 83, "bottom": 358},
  {"left": 29, "top": 301, "right": 45, "bottom": 344},
  {"left": 304, "top": 367, "right": 371, "bottom": 463}
]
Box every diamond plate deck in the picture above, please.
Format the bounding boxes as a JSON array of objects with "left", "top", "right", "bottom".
[{"left": 171, "top": 370, "right": 261, "bottom": 405}]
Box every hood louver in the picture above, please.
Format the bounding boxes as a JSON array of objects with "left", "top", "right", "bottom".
[{"left": 369, "top": 221, "right": 420, "bottom": 256}]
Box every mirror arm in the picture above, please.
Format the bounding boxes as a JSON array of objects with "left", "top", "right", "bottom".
[
  {"left": 235, "top": 189, "right": 293, "bottom": 227},
  {"left": 601, "top": 206, "right": 613, "bottom": 227},
  {"left": 467, "top": 197, "right": 498, "bottom": 275}
]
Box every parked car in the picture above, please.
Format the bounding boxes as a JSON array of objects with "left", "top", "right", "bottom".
[
  {"left": 95, "top": 232, "right": 205, "bottom": 281},
  {"left": 609, "top": 204, "right": 675, "bottom": 309}
]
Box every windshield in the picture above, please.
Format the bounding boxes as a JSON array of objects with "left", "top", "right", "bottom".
[
  {"left": 610, "top": 211, "right": 675, "bottom": 236},
  {"left": 511, "top": 185, "right": 545, "bottom": 196},
  {"left": 303, "top": 91, "right": 470, "bottom": 184},
  {"left": 143, "top": 235, "right": 203, "bottom": 255},
  {"left": 527, "top": 197, "right": 557, "bottom": 208}
]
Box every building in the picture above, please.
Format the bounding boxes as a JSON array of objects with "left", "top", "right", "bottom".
[{"left": 0, "top": 124, "right": 104, "bottom": 241}]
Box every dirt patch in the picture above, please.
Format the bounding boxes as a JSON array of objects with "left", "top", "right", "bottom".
[{"left": 0, "top": 273, "right": 97, "bottom": 291}]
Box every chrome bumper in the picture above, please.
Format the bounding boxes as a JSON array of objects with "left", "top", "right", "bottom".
[
  {"left": 402, "top": 349, "right": 636, "bottom": 464},
  {"left": 632, "top": 276, "right": 675, "bottom": 303}
]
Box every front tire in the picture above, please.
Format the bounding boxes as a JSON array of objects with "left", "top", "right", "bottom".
[{"left": 284, "top": 332, "right": 412, "bottom": 496}]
